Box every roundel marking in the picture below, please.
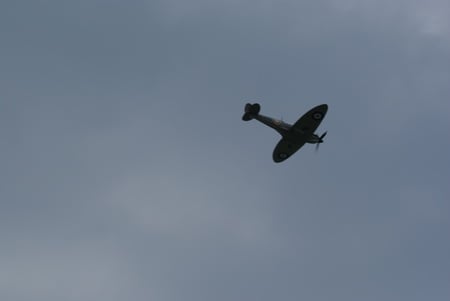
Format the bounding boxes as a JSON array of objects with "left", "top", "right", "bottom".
[
  {"left": 279, "top": 153, "right": 288, "bottom": 159},
  {"left": 312, "top": 112, "right": 323, "bottom": 120}
]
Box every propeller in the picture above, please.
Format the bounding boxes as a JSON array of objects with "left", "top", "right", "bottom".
[{"left": 315, "top": 131, "right": 327, "bottom": 152}]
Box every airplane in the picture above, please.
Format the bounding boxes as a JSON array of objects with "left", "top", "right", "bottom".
[{"left": 242, "top": 103, "right": 328, "bottom": 163}]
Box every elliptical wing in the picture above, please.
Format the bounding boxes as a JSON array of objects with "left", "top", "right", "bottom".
[
  {"left": 272, "top": 138, "right": 305, "bottom": 163},
  {"left": 290, "top": 104, "right": 328, "bottom": 136}
]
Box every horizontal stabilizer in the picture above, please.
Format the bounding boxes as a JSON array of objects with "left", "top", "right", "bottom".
[{"left": 242, "top": 103, "right": 261, "bottom": 121}]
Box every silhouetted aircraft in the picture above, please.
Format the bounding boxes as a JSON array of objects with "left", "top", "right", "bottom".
[{"left": 242, "top": 103, "right": 328, "bottom": 163}]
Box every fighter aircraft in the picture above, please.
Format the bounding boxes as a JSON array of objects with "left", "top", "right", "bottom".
[{"left": 242, "top": 103, "right": 328, "bottom": 163}]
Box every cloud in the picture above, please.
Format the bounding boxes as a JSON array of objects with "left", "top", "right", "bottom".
[
  {"left": 0, "top": 239, "right": 139, "bottom": 301},
  {"left": 101, "top": 167, "right": 279, "bottom": 247},
  {"left": 1, "top": 0, "right": 449, "bottom": 300}
]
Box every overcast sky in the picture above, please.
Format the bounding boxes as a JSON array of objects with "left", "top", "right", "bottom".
[{"left": 1, "top": 1, "right": 449, "bottom": 300}]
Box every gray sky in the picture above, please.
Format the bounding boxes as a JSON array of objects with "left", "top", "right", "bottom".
[{"left": 1, "top": 1, "right": 449, "bottom": 300}]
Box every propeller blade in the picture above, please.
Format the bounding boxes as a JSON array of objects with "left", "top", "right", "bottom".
[{"left": 315, "top": 131, "right": 327, "bottom": 153}]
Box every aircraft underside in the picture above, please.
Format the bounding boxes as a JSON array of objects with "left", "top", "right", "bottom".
[{"left": 242, "top": 102, "right": 328, "bottom": 162}]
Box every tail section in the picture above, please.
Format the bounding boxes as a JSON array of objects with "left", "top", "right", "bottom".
[{"left": 242, "top": 103, "right": 261, "bottom": 121}]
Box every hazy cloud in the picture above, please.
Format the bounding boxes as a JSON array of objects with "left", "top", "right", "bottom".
[{"left": 1, "top": 0, "right": 449, "bottom": 300}]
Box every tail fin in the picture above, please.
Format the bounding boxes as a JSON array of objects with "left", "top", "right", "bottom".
[{"left": 242, "top": 103, "right": 261, "bottom": 121}]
